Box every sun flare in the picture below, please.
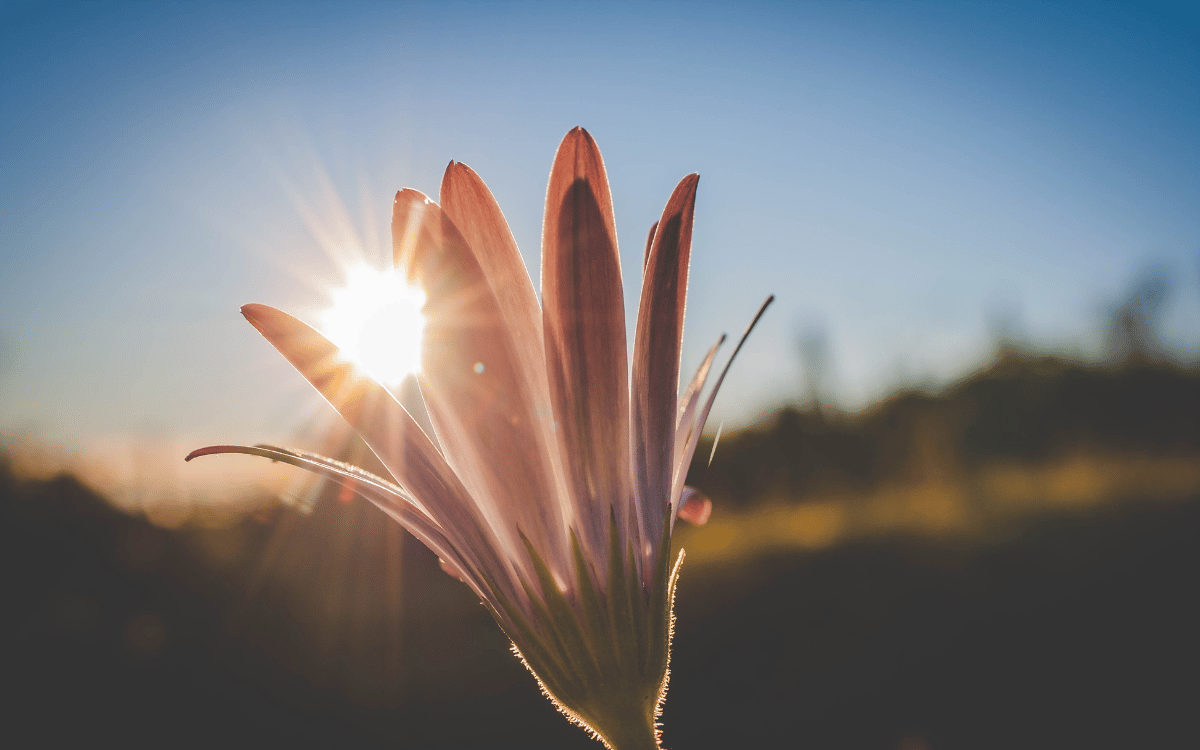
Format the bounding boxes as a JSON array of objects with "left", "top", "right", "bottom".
[{"left": 320, "top": 263, "right": 426, "bottom": 385}]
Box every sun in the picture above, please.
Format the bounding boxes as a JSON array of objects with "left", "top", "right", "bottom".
[{"left": 319, "top": 263, "right": 427, "bottom": 385}]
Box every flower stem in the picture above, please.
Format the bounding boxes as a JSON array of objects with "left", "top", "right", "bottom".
[{"left": 599, "top": 710, "right": 661, "bottom": 750}]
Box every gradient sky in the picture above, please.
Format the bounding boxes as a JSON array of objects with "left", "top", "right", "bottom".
[{"left": 2, "top": 1, "right": 1198, "bottom": 472}]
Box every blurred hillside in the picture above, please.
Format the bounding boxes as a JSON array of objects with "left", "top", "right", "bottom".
[
  {"left": 689, "top": 268, "right": 1199, "bottom": 519},
  {"left": 5, "top": 447, "right": 1199, "bottom": 749},
  {"left": 691, "top": 350, "right": 1200, "bottom": 508},
  {"left": 4, "top": 333, "right": 1200, "bottom": 748}
]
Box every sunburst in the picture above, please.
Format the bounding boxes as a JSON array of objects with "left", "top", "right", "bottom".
[{"left": 319, "top": 263, "right": 426, "bottom": 386}]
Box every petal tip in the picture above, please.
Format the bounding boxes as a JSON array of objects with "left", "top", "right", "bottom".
[
  {"left": 678, "top": 488, "right": 713, "bottom": 526},
  {"left": 240, "top": 303, "right": 280, "bottom": 337},
  {"left": 393, "top": 188, "right": 438, "bottom": 215},
  {"left": 185, "top": 445, "right": 229, "bottom": 462},
  {"left": 395, "top": 187, "right": 430, "bottom": 204},
  {"left": 441, "top": 160, "right": 483, "bottom": 195},
  {"left": 560, "top": 125, "right": 596, "bottom": 151},
  {"left": 240, "top": 303, "right": 266, "bottom": 327}
]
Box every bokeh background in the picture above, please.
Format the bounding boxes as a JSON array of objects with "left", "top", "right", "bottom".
[{"left": 2, "top": 1, "right": 1198, "bottom": 748}]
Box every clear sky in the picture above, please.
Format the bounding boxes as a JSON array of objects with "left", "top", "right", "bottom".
[{"left": 2, "top": 1, "right": 1198, "bottom": 490}]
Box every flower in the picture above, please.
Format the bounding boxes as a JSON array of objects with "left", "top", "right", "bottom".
[{"left": 188, "top": 128, "right": 770, "bottom": 750}]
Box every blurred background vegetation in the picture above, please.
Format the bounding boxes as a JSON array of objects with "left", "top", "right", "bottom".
[{"left": 4, "top": 273, "right": 1198, "bottom": 750}]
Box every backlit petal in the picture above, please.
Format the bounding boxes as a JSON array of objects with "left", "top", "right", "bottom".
[
  {"left": 643, "top": 221, "right": 658, "bottom": 271},
  {"left": 393, "top": 189, "right": 567, "bottom": 581},
  {"left": 632, "top": 174, "right": 699, "bottom": 582},
  {"left": 439, "top": 161, "right": 550, "bottom": 413},
  {"left": 673, "top": 296, "right": 774, "bottom": 533},
  {"left": 186, "top": 443, "right": 498, "bottom": 609},
  {"left": 239, "top": 303, "right": 524, "bottom": 606},
  {"left": 676, "top": 486, "right": 712, "bottom": 526},
  {"left": 440, "top": 161, "right": 571, "bottom": 540},
  {"left": 672, "top": 335, "right": 724, "bottom": 508},
  {"left": 540, "top": 127, "right": 631, "bottom": 571}
]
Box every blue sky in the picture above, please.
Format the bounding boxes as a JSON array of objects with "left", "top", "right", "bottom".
[{"left": 2, "top": 1, "right": 1198, "bottom": 467}]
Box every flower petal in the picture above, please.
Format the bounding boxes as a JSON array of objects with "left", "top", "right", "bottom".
[
  {"left": 185, "top": 444, "right": 497, "bottom": 608},
  {"left": 439, "top": 161, "right": 550, "bottom": 417},
  {"left": 632, "top": 173, "right": 699, "bottom": 582},
  {"left": 672, "top": 334, "right": 725, "bottom": 502},
  {"left": 672, "top": 296, "right": 774, "bottom": 532},
  {"left": 439, "top": 162, "right": 571, "bottom": 549},
  {"left": 676, "top": 486, "right": 712, "bottom": 526},
  {"left": 643, "top": 220, "right": 658, "bottom": 271},
  {"left": 540, "top": 127, "right": 631, "bottom": 571},
  {"left": 238, "top": 303, "right": 525, "bottom": 605},
  {"left": 393, "top": 189, "right": 568, "bottom": 580}
]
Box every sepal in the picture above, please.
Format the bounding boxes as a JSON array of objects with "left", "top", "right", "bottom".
[{"left": 492, "top": 515, "right": 683, "bottom": 750}]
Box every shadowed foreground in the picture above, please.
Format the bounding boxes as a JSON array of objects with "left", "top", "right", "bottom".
[{"left": 4, "top": 459, "right": 1197, "bottom": 749}]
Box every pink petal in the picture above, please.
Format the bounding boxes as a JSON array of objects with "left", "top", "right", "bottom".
[
  {"left": 439, "top": 556, "right": 470, "bottom": 583},
  {"left": 540, "top": 127, "right": 632, "bottom": 568},
  {"left": 632, "top": 173, "right": 699, "bottom": 581},
  {"left": 643, "top": 220, "right": 658, "bottom": 271},
  {"left": 393, "top": 189, "right": 567, "bottom": 576},
  {"left": 440, "top": 164, "right": 572, "bottom": 553},
  {"left": 672, "top": 334, "right": 725, "bottom": 507},
  {"left": 673, "top": 296, "right": 774, "bottom": 531},
  {"left": 239, "top": 303, "right": 525, "bottom": 606},
  {"left": 676, "top": 486, "right": 713, "bottom": 526},
  {"left": 186, "top": 443, "right": 493, "bottom": 604},
  {"left": 439, "top": 162, "right": 550, "bottom": 417}
]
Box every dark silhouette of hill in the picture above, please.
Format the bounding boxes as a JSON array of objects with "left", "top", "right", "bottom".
[
  {"left": 4, "top": 449, "right": 1199, "bottom": 749},
  {"left": 691, "top": 351, "right": 1200, "bottom": 508},
  {"left": 0, "top": 457, "right": 579, "bottom": 749}
]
